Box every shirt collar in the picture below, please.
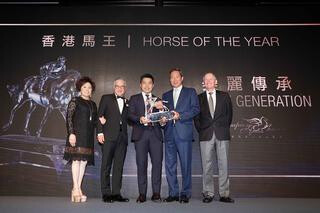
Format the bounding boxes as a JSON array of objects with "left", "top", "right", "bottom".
[
  {"left": 206, "top": 89, "right": 216, "bottom": 95},
  {"left": 173, "top": 85, "right": 183, "bottom": 91},
  {"left": 142, "top": 92, "right": 152, "bottom": 98},
  {"left": 114, "top": 93, "right": 124, "bottom": 99}
]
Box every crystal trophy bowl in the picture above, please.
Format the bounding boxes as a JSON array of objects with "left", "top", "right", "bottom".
[{"left": 146, "top": 97, "right": 175, "bottom": 123}]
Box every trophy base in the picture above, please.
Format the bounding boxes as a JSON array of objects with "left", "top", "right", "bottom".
[{"left": 146, "top": 111, "right": 175, "bottom": 123}]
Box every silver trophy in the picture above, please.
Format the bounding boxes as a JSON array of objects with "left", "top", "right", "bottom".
[{"left": 146, "top": 97, "right": 175, "bottom": 123}]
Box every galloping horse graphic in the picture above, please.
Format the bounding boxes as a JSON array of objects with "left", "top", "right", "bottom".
[
  {"left": 240, "top": 116, "right": 272, "bottom": 135},
  {"left": 1, "top": 68, "right": 80, "bottom": 137}
]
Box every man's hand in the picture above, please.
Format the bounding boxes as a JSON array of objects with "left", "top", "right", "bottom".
[
  {"left": 99, "top": 116, "right": 106, "bottom": 125},
  {"left": 173, "top": 111, "right": 180, "bottom": 120},
  {"left": 69, "top": 134, "right": 76, "bottom": 147},
  {"left": 140, "top": 116, "right": 150, "bottom": 124},
  {"left": 97, "top": 134, "right": 105, "bottom": 144},
  {"left": 159, "top": 116, "right": 168, "bottom": 126}
]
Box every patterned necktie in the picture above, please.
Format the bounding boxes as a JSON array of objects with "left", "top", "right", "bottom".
[
  {"left": 146, "top": 94, "right": 151, "bottom": 113},
  {"left": 145, "top": 94, "right": 153, "bottom": 126},
  {"left": 208, "top": 92, "right": 215, "bottom": 118}
]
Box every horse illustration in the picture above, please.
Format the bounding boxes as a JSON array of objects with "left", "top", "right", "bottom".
[
  {"left": 1, "top": 69, "right": 81, "bottom": 137},
  {"left": 240, "top": 116, "right": 272, "bottom": 135}
]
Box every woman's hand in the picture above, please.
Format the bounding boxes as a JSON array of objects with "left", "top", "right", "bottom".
[{"left": 69, "top": 134, "right": 76, "bottom": 147}]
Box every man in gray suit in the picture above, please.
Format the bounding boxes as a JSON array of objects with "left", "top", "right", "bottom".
[{"left": 194, "top": 72, "right": 234, "bottom": 203}]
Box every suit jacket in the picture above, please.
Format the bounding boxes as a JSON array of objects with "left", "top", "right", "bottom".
[
  {"left": 194, "top": 90, "right": 233, "bottom": 141},
  {"left": 96, "top": 94, "right": 128, "bottom": 142},
  {"left": 162, "top": 86, "right": 200, "bottom": 142},
  {"left": 128, "top": 93, "right": 163, "bottom": 142}
]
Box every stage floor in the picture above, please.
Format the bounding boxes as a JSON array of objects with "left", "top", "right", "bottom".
[{"left": 1, "top": 197, "right": 320, "bottom": 213}]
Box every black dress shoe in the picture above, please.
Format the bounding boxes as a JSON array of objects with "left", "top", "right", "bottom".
[
  {"left": 219, "top": 197, "right": 235, "bottom": 203},
  {"left": 136, "top": 194, "right": 146, "bottom": 203},
  {"left": 151, "top": 193, "right": 162, "bottom": 203},
  {"left": 163, "top": 196, "right": 179, "bottom": 202},
  {"left": 202, "top": 196, "right": 214, "bottom": 203},
  {"left": 112, "top": 194, "right": 129, "bottom": 202},
  {"left": 102, "top": 195, "right": 114, "bottom": 203},
  {"left": 179, "top": 195, "right": 189, "bottom": 203}
]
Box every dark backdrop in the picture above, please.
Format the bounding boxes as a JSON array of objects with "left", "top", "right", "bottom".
[{"left": 0, "top": 5, "right": 320, "bottom": 197}]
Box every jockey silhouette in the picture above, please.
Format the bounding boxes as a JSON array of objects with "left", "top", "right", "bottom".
[{"left": 39, "top": 56, "right": 67, "bottom": 95}]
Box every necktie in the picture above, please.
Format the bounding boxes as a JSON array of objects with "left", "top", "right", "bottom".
[
  {"left": 208, "top": 92, "right": 215, "bottom": 118},
  {"left": 173, "top": 88, "right": 178, "bottom": 109},
  {"left": 145, "top": 94, "right": 153, "bottom": 126},
  {"left": 146, "top": 94, "right": 151, "bottom": 113}
]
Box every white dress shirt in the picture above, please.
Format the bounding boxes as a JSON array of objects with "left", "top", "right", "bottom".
[{"left": 116, "top": 94, "right": 124, "bottom": 114}]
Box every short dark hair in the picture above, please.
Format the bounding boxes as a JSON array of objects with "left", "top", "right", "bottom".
[
  {"left": 76, "top": 76, "right": 96, "bottom": 92},
  {"left": 140, "top": 73, "right": 154, "bottom": 84},
  {"left": 169, "top": 68, "right": 183, "bottom": 77}
]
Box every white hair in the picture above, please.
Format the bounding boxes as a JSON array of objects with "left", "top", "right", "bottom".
[
  {"left": 113, "top": 77, "right": 126, "bottom": 87},
  {"left": 203, "top": 72, "right": 217, "bottom": 81}
]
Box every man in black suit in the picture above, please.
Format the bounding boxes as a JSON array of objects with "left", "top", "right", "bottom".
[
  {"left": 97, "top": 78, "right": 129, "bottom": 203},
  {"left": 194, "top": 73, "right": 234, "bottom": 203},
  {"left": 128, "top": 73, "right": 163, "bottom": 203}
]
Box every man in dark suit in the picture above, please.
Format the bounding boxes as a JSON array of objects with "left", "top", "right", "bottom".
[
  {"left": 128, "top": 73, "right": 163, "bottom": 203},
  {"left": 97, "top": 78, "right": 129, "bottom": 203},
  {"left": 162, "top": 68, "right": 200, "bottom": 203},
  {"left": 194, "top": 73, "right": 234, "bottom": 203}
]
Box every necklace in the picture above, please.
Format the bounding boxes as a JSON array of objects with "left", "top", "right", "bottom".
[{"left": 81, "top": 96, "right": 93, "bottom": 122}]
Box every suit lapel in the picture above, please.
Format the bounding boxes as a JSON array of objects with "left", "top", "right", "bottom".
[
  {"left": 139, "top": 93, "right": 145, "bottom": 115},
  {"left": 214, "top": 90, "right": 222, "bottom": 118},
  {"left": 112, "top": 94, "right": 121, "bottom": 115},
  {"left": 165, "top": 89, "right": 174, "bottom": 110},
  {"left": 122, "top": 98, "right": 128, "bottom": 115}
]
